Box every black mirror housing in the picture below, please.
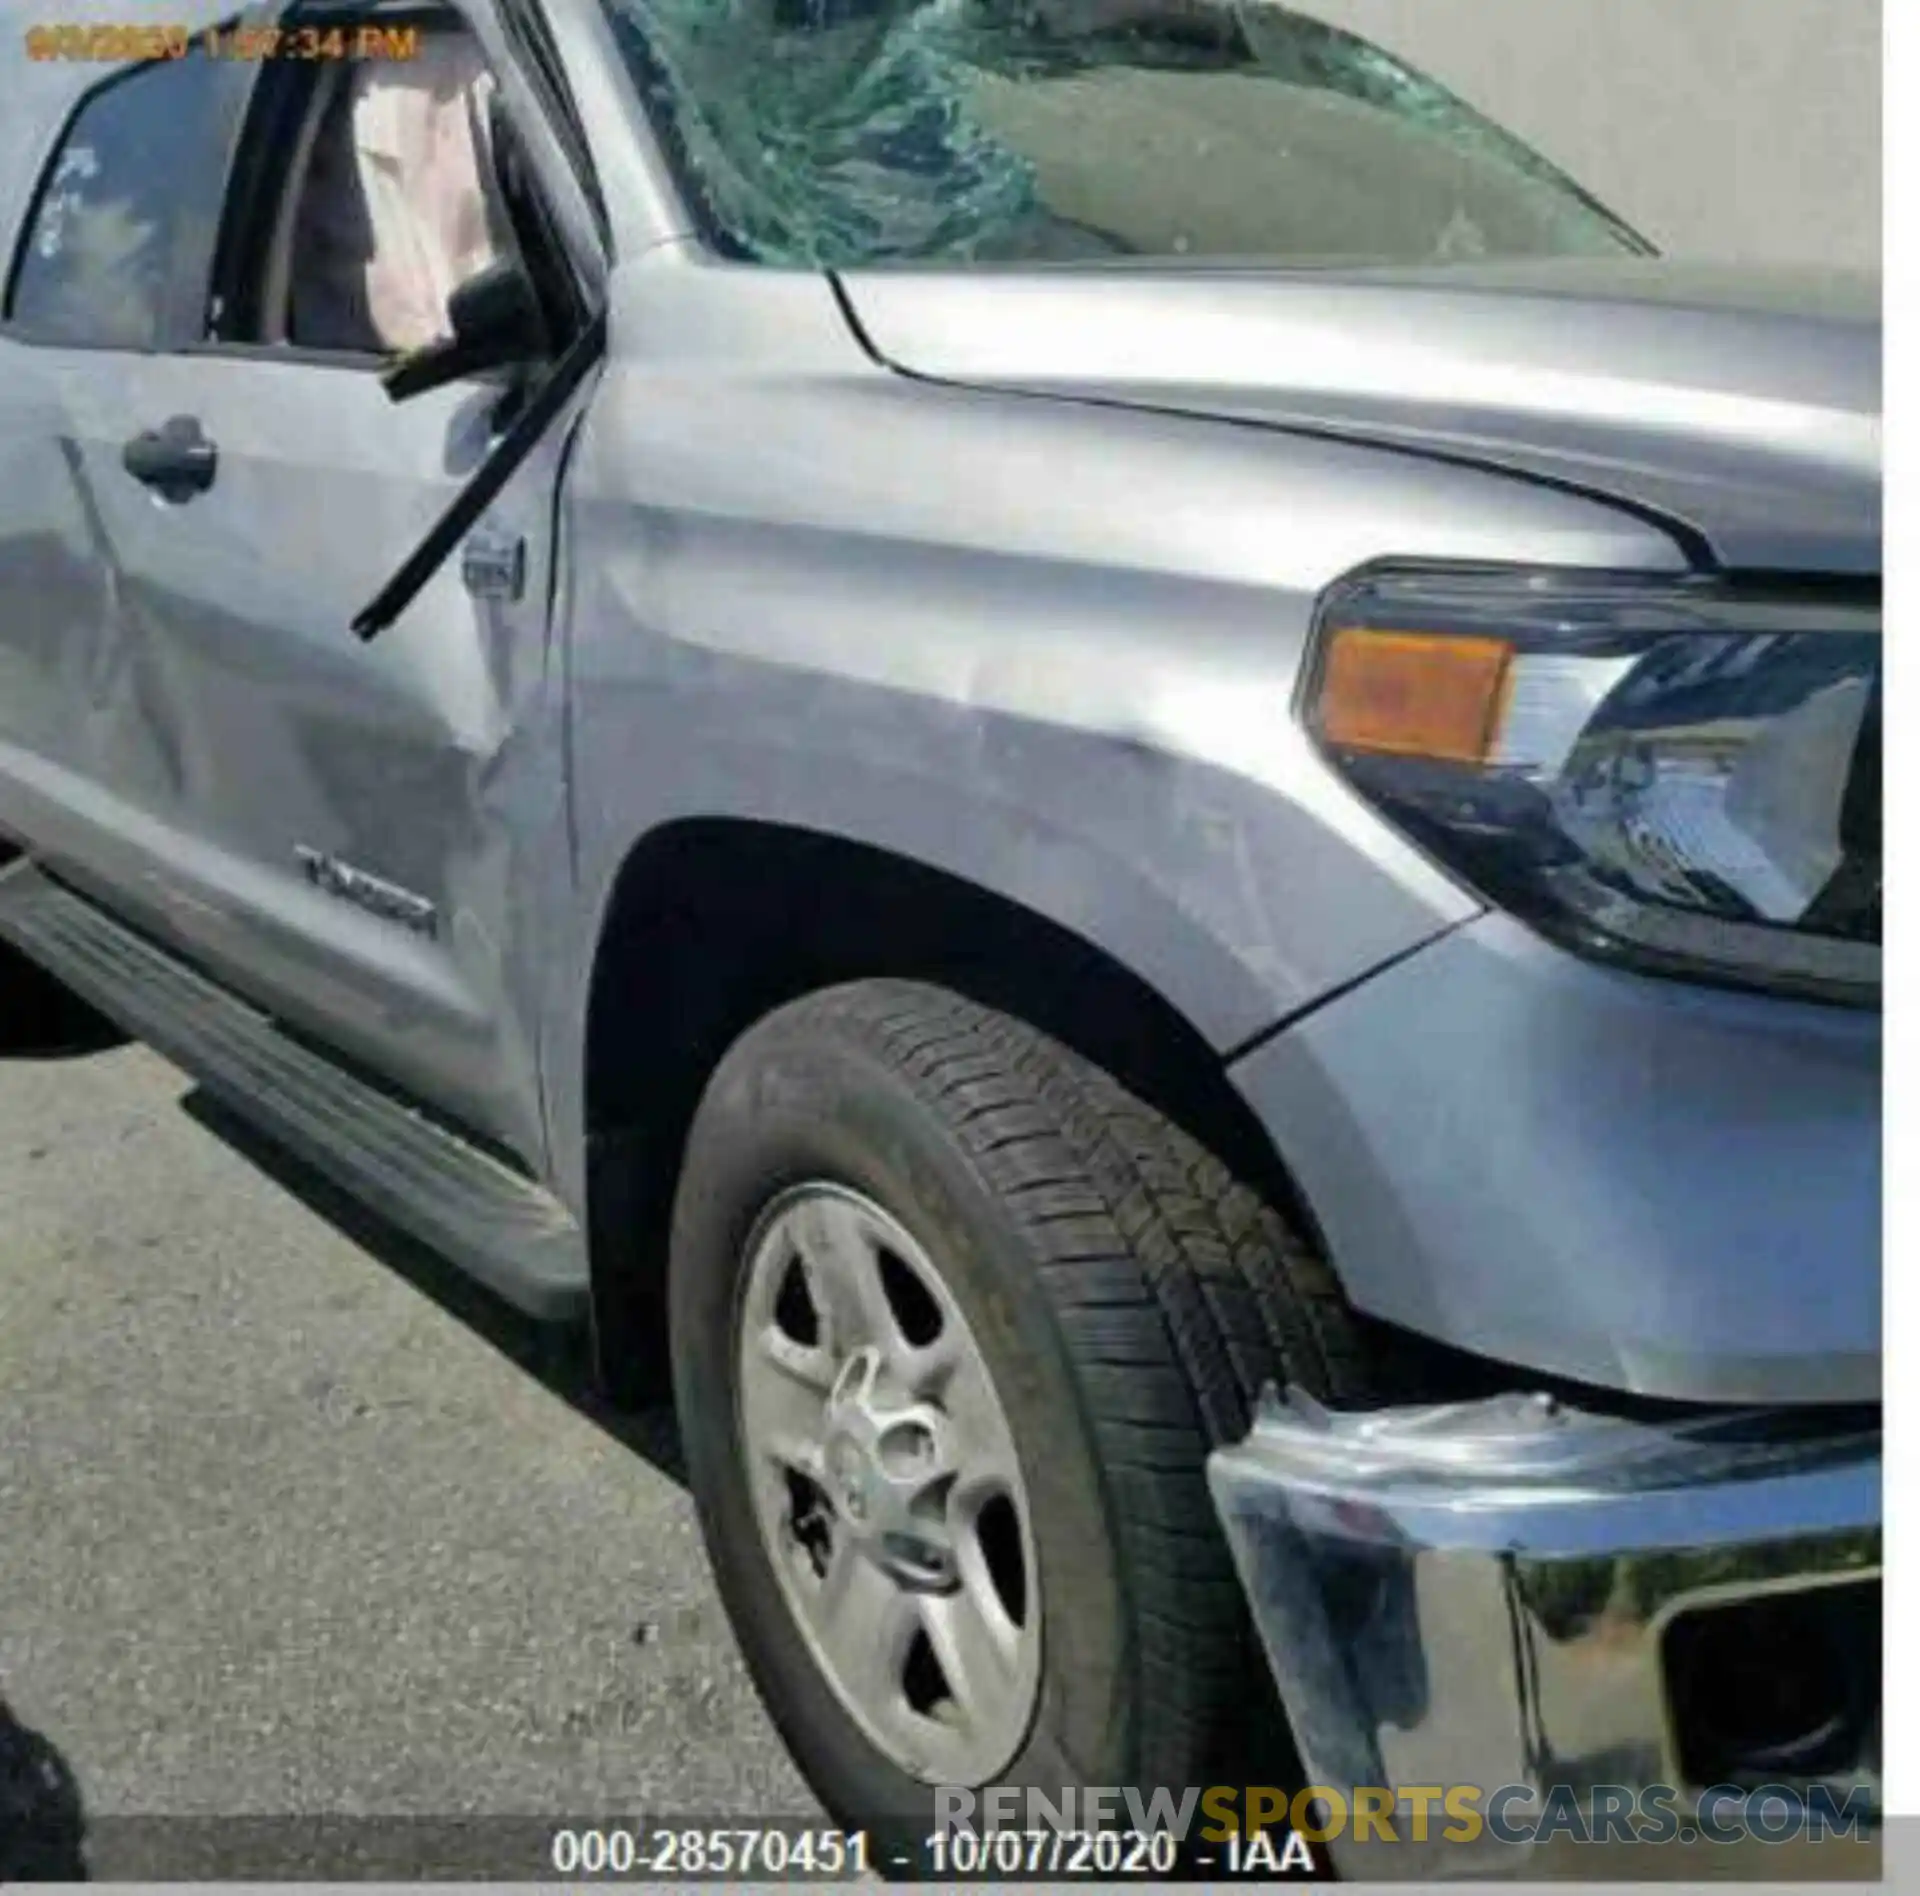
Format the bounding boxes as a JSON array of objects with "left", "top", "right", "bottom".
[{"left": 380, "top": 260, "right": 552, "bottom": 404}]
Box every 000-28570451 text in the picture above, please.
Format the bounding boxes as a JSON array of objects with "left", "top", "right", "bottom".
[{"left": 546, "top": 1828, "right": 872, "bottom": 1878}]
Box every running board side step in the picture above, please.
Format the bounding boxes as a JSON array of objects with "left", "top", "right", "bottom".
[{"left": 0, "top": 861, "right": 589, "bottom": 1323}]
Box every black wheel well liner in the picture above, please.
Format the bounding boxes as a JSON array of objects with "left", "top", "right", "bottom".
[{"left": 580, "top": 817, "right": 1320, "bottom": 1398}]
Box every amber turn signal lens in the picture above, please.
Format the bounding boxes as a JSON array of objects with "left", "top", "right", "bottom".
[{"left": 1317, "top": 628, "right": 1514, "bottom": 764}]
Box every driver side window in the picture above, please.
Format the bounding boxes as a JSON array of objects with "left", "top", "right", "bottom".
[
  {"left": 285, "top": 31, "right": 505, "bottom": 355},
  {"left": 215, "top": 18, "right": 533, "bottom": 360}
]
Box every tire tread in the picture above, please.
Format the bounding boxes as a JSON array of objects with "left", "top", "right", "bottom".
[{"left": 781, "top": 980, "right": 1378, "bottom": 1783}]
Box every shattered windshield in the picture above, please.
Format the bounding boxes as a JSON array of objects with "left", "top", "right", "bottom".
[{"left": 599, "top": 0, "right": 1649, "bottom": 268}]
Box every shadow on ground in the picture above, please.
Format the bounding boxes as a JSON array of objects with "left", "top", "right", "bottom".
[
  {"left": 0, "top": 964, "right": 681, "bottom": 1481},
  {"left": 0, "top": 1692, "right": 88, "bottom": 1879},
  {"left": 0, "top": 957, "right": 128, "bottom": 1062},
  {"left": 177, "top": 1089, "right": 687, "bottom": 1488}
]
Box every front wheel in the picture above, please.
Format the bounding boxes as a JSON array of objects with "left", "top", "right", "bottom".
[{"left": 668, "top": 980, "right": 1373, "bottom": 1840}]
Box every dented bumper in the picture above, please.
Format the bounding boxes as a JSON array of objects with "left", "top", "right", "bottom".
[{"left": 1208, "top": 1391, "right": 1881, "bottom": 1878}]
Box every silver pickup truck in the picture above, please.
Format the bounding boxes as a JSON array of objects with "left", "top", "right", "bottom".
[{"left": 0, "top": 0, "right": 1880, "bottom": 1875}]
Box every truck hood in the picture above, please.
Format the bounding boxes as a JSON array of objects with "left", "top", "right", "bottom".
[{"left": 837, "top": 258, "right": 1881, "bottom": 575}]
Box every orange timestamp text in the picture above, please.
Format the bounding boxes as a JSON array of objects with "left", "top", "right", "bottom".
[{"left": 24, "top": 21, "right": 423, "bottom": 62}]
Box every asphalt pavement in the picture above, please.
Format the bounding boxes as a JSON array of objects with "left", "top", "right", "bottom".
[{"left": 0, "top": 1014, "right": 815, "bottom": 1876}]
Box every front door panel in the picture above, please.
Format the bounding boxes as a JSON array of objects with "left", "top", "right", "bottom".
[{"left": 46, "top": 349, "right": 576, "bottom": 1165}]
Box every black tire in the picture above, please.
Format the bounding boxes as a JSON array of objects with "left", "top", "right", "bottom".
[{"left": 668, "top": 979, "right": 1374, "bottom": 1845}]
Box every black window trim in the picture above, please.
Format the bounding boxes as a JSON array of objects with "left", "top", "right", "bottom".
[
  {"left": 496, "top": 0, "right": 608, "bottom": 253},
  {"left": 197, "top": 22, "right": 360, "bottom": 360}
]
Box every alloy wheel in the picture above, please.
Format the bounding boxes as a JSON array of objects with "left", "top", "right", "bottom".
[{"left": 733, "top": 1182, "right": 1042, "bottom": 1785}]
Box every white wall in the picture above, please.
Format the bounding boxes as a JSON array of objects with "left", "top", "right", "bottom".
[{"left": 1298, "top": 0, "right": 1881, "bottom": 268}]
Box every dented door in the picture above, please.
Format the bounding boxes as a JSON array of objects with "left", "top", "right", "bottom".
[{"left": 54, "top": 350, "right": 579, "bottom": 1166}]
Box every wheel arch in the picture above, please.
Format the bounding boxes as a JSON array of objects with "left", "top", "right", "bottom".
[{"left": 575, "top": 816, "right": 1324, "bottom": 1401}]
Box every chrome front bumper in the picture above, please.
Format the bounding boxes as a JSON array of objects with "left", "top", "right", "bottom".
[{"left": 1208, "top": 1391, "right": 1881, "bottom": 1879}]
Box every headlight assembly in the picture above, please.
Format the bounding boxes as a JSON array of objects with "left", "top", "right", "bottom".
[{"left": 1305, "top": 566, "right": 1881, "bottom": 1007}]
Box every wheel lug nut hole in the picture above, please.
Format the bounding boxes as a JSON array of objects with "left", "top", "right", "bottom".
[{"left": 882, "top": 1532, "right": 949, "bottom": 1584}]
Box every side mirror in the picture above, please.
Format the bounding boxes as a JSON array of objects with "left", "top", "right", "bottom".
[{"left": 380, "top": 260, "right": 552, "bottom": 403}]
